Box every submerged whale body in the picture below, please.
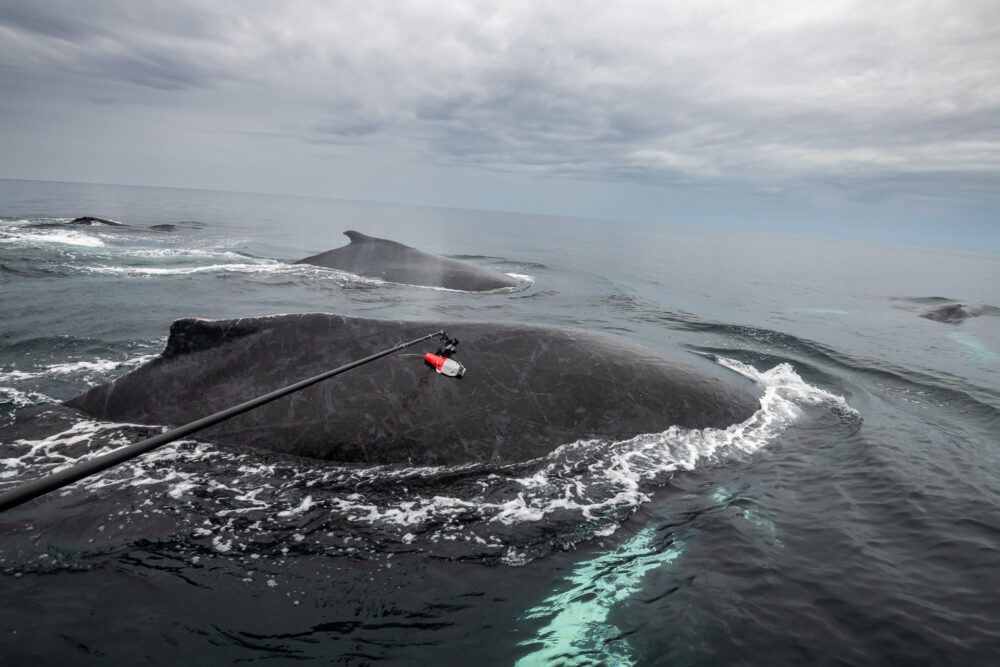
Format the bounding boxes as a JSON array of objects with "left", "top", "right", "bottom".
[
  {"left": 64, "top": 314, "right": 762, "bottom": 466},
  {"left": 296, "top": 231, "right": 520, "bottom": 291},
  {"left": 921, "top": 303, "right": 980, "bottom": 324}
]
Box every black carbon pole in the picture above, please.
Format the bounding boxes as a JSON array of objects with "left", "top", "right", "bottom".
[{"left": 0, "top": 330, "right": 449, "bottom": 513}]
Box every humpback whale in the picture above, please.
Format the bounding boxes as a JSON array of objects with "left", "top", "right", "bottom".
[
  {"left": 296, "top": 231, "right": 520, "bottom": 291},
  {"left": 68, "top": 216, "right": 124, "bottom": 226},
  {"left": 921, "top": 303, "right": 984, "bottom": 324},
  {"left": 64, "top": 314, "right": 762, "bottom": 466},
  {"left": 26, "top": 216, "right": 125, "bottom": 228}
]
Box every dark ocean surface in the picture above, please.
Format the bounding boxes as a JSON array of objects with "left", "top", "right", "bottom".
[{"left": 1, "top": 178, "right": 998, "bottom": 664}]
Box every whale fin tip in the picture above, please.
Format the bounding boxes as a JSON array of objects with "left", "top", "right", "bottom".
[{"left": 344, "top": 230, "right": 371, "bottom": 243}]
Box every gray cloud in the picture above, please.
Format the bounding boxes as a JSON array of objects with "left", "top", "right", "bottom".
[
  {"left": 0, "top": 0, "right": 256, "bottom": 91},
  {"left": 1, "top": 0, "right": 998, "bottom": 214}
]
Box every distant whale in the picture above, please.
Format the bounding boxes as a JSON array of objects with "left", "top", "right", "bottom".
[
  {"left": 28, "top": 216, "right": 125, "bottom": 228},
  {"left": 68, "top": 216, "right": 124, "bottom": 226},
  {"left": 296, "top": 231, "right": 521, "bottom": 291},
  {"left": 921, "top": 303, "right": 994, "bottom": 324},
  {"left": 63, "top": 314, "right": 762, "bottom": 466}
]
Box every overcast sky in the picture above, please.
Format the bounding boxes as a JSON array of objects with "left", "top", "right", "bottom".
[{"left": 1, "top": 1, "right": 998, "bottom": 250}]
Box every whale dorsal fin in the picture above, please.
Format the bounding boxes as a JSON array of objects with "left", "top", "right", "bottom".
[{"left": 344, "top": 230, "right": 375, "bottom": 243}]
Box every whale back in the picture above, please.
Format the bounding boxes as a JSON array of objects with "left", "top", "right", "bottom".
[
  {"left": 296, "top": 231, "right": 520, "bottom": 291},
  {"left": 64, "top": 314, "right": 762, "bottom": 466}
]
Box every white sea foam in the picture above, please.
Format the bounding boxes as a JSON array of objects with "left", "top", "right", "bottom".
[
  {"left": 0, "top": 386, "right": 56, "bottom": 412},
  {"left": 115, "top": 248, "right": 260, "bottom": 261},
  {"left": 415, "top": 272, "right": 535, "bottom": 293},
  {"left": 277, "top": 495, "right": 316, "bottom": 516},
  {"left": 82, "top": 263, "right": 281, "bottom": 276},
  {"left": 74, "top": 260, "right": 379, "bottom": 280},
  {"left": 0, "top": 353, "right": 157, "bottom": 384},
  {"left": 38, "top": 359, "right": 121, "bottom": 376},
  {"left": 0, "top": 419, "right": 132, "bottom": 479},
  {"left": 505, "top": 273, "right": 535, "bottom": 285},
  {"left": 1, "top": 370, "right": 36, "bottom": 382},
  {"left": 0, "top": 230, "right": 105, "bottom": 248}
]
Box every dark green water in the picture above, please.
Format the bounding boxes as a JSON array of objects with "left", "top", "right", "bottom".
[{"left": 1, "top": 179, "right": 998, "bottom": 664}]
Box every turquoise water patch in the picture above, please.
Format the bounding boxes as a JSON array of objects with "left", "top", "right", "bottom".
[
  {"left": 948, "top": 332, "right": 999, "bottom": 361},
  {"left": 516, "top": 527, "right": 682, "bottom": 666}
]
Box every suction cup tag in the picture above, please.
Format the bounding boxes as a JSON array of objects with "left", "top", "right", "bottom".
[{"left": 424, "top": 352, "right": 466, "bottom": 378}]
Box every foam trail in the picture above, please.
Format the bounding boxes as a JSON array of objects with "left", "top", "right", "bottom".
[
  {"left": 82, "top": 263, "right": 280, "bottom": 276},
  {"left": 0, "top": 230, "right": 105, "bottom": 247},
  {"left": 0, "top": 353, "right": 157, "bottom": 384},
  {"left": 490, "top": 359, "right": 859, "bottom": 556},
  {"left": 516, "top": 527, "right": 682, "bottom": 666},
  {"left": 0, "top": 387, "right": 56, "bottom": 412},
  {"left": 0, "top": 420, "right": 129, "bottom": 480},
  {"left": 321, "top": 269, "right": 534, "bottom": 293}
]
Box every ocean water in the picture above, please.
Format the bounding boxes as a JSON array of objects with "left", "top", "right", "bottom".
[{"left": 1, "top": 178, "right": 998, "bottom": 664}]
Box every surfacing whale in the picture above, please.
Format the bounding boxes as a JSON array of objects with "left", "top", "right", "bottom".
[
  {"left": 27, "top": 216, "right": 125, "bottom": 228},
  {"left": 296, "top": 231, "right": 520, "bottom": 291},
  {"left": 921, "top": 303, "right": 985, "bottom": 324},
  {"left": 64, "top": 314, "right": 762, "bottom": 466},
  {"left": 68, "top": 216, "right": 124, "bottom": 226}
]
